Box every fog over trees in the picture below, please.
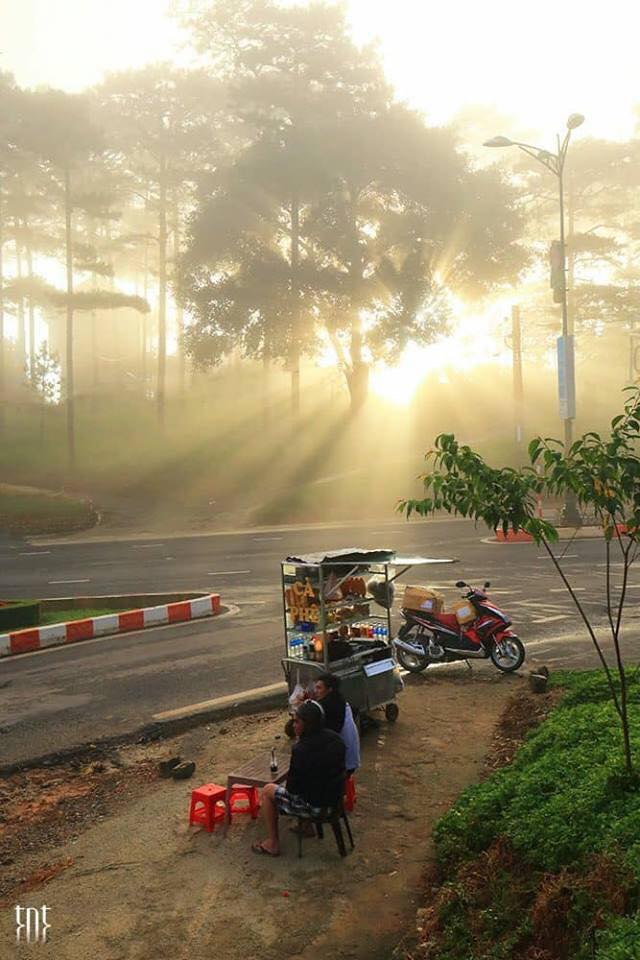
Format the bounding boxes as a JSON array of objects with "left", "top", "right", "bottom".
[{"left": 1, "top": 0, "right": 639, "bottom": 525}]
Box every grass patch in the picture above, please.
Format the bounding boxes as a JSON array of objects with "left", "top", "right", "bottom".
[
  {"left": 38, "top": 608, "right": 118, "bottom": 627},
  {"left": 0, "top": 483, "right": 97, "bottom": 535},
  {"left": 415, "top": 671, "right": 640, "bottom": 960}
]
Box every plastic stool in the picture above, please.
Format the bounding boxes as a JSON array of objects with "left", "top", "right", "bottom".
[
  {"left": 228, "top": 784, "right": 260, "bottom": 820},
  {"left": 344, "top": 775, "right": 356, "bottom": 812},
  {"left": 189, "top": 783, "right": 227, "bottom": 833}
]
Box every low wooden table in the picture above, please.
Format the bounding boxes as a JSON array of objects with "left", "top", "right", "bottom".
[{"left": 226, "top": 754, "right": 290, "bottom": 825}]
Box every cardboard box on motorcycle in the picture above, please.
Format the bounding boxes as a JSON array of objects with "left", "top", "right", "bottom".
[{"left": 402, "top": 585, "right": 445, "bottom": 614}]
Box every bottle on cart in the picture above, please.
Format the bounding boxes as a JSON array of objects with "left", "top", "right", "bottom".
[{"left": 270, "top": 747, "right": 278, "bottom": 773}]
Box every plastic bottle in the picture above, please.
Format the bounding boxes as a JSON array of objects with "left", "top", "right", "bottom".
[{"left": 270, "top": 747, "right": 278, "bottom": 773}]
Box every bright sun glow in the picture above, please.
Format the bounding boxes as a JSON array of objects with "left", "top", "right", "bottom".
[
  {"left": 317, "top": 295, "right": 516, "bottom": 407},
  {"left": 368, "top": 297, "right": 514, "bottom": 406}
]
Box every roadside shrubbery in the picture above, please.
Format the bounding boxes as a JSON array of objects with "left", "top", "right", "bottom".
[
  {"left": 417, "top": 672, "right": 640, "bottom": 960},
  {"left": 0, "top": 599, "right": 41, "bottom": 631}
]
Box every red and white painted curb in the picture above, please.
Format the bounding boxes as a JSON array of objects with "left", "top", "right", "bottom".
[{"left": 0, "top": 593, "right": 220, "bottom": 658}]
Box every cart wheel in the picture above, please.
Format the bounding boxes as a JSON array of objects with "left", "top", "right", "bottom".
[
  {"left": 284, "top": 717, "right": 296, "bottom": 739},
  {"left": 385, "top": 702, "right": 399, "bottom": 723}
]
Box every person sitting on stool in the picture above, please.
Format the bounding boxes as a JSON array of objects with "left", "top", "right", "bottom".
[{"left": 252, "top": 700, "right": 345, "bottom": 857}]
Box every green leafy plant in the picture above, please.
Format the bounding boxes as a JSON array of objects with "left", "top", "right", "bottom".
[{"left": 399, "top": 388, "right": 640, "bottom": 777}]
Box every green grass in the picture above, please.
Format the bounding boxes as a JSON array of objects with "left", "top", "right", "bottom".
[
  {"left": 0, "top": 483, "right": 96, "bottom": 534},
  {"left": 39, "top": 608, "right": 118, "bottom": 626},
  {"left": 423, "top": 670, "right": 640, "bottom": 959}
]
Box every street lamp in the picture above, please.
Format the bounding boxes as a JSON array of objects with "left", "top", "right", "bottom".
[{"left": 484, "top": 114, "right": 585, "bottom": 526}]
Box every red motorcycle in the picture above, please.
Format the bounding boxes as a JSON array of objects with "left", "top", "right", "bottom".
[{"left": 392, "top": 579, "right": 525, "bottom": 674}]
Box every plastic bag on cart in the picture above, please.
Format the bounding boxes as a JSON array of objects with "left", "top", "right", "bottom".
[{"left": 289, "top": 672, "right": 316, "bottom": 711}]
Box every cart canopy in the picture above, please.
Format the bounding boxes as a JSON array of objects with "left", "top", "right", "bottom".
[{"left": 284, "top": 549, "right": 456, "bottom": 566}]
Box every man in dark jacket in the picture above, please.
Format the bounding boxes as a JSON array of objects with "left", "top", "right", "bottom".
[{"left": 252, "top": 699, "right": 345, "bottom": 857}]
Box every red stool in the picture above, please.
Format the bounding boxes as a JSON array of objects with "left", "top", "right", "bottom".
[
  {"left": 344, "top": 775, "right": 356, "bottom": 812},
  {"left": 228, "top": 784, "right": 260, "bottom": 820},
  {"left": 189, "top": 783, "right": 227, "bottom": 833}
]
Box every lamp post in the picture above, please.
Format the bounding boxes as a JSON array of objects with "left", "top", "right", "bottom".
[{"left": 485, "top": 114, "right": 585, "bottom": 526}]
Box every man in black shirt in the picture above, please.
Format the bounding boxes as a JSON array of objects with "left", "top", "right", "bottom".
[{"left": 252, "top": 699, "right": 345, "bottom": 857}]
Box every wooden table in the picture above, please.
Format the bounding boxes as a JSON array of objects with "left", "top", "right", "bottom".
[{"left": 225, "top": 754, "right": 290, "bottom": 824}]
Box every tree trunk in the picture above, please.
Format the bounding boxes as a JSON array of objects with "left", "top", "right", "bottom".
[
  {"left": 142, "top": 239, "right": 149, "bottom": 394},
  {"left": 26, "top": 241, "right": 35, "bottom": 384},
  {"left": 0, "top": 185, "right": 5, "bottom": 434},
  {"left": 346, "top": 362, "right": 369, "bottom": 416},
  {"left": 173, "top": 202, "right": 186, "bottom": 396},
  {"left": 157, "top": 156, "right": 167, "bottom": 424},
  {"left": 15, "top": 238, "right": 26, "bottom": 379},
  {"left": 64, "top": 165, "right": 75, "bottom": 469},
  {"left": 347, "top": 188, "right": 368, "bottom": 415},
  {"left": 262, "top": 339, "right": 270, "bottom": 428},
  {"left": 289, "top": 191, "right": 300, "bottom": 417}
]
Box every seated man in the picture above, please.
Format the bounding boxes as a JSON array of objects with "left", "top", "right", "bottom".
[{"left": 252, "top": 699, "right": 345, "bottom": 857}]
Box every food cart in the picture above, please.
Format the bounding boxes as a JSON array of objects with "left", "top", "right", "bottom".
[{"left": 280, "top": 548, "right": 456, "bottom": 725}]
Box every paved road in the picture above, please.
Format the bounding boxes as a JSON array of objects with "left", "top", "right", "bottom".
[{"left": 1, "top": 518, "right": 636, "bottom": 765}]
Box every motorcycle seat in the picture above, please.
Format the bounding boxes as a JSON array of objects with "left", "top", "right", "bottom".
[
  {"left": 429, "top": 612, "right": 461, "bottom": 630},
  {"left": 404, "top": 609, "right": 460, "bottom": 630}
]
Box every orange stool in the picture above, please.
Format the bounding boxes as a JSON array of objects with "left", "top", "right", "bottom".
[
  {"left": 189, "top": 783, "right": 227, "bottom": 832},
  {"left": 228, "top": 784, "right": 260, "bottom": 820},
  {"left": 344, "top": 775, "right": 356, "bottom": 812}
]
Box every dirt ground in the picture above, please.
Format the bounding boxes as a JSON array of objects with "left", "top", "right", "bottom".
[{"left": 0, "top": 666, "right": 526, "bottom": 960}]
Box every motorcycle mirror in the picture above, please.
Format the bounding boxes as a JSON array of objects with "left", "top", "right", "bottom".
[
  {"left": 455, "top": 580, "right": 466, "bottom": 588},
  {"left": 484, "top": 581, "right": 491, "bottom": 589}
]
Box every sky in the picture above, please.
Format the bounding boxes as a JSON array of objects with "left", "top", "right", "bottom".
[{"left": 1, "top": 0, "right": 639, "bottom": 144}]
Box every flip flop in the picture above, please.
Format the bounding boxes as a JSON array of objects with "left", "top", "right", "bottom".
[{"left": 252, "top": 841, "right": 280, "bottom": 857}]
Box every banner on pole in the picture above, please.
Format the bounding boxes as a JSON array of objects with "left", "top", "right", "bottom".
[{"left": 557, "top": 335, "right": 576, "bottom": 420}]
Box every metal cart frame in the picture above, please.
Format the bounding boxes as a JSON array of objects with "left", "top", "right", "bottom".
[{"left": 280, "top": 549, "right": 456, "bottom": 723}]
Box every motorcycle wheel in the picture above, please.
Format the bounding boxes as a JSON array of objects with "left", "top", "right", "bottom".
[
  {"left": 395, "top": 646, "right": 429, "bottom": 673},
  {"left": 490, "top": 635, "right": 525, "bottom": 673}
]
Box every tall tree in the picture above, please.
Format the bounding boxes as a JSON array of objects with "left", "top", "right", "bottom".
[
  {"left": 180, "top": 0, "right": 527, "bottom": 413},
  {"left": 98, "top": 65, "right": 227, "bottom": 423},
  {"left": 18, "top": 89, "right": 104, "bottom": 467}
]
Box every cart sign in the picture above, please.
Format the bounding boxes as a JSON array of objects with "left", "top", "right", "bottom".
[
  {"left": 557, "top": 335, "right": 576, "bottom": 420},
  {"left": 363, "top": 659, "right": 396, "bottom": 677}
]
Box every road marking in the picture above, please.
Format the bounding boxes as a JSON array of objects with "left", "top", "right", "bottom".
[
  {"left": 227, "top": 599, "right": 266, "bottom": 605},
  {"left": 513, "top": 600, "right": 570, "bottom": 611},
  {"left": 48, "top": 578, "right": 91, "bottom": 584},
  {"left": 550, "top": 587, "right": 585, "bottom": 592},
  {"left": 537, "top": 554, "right": 578, "bottom": 560},
  {"left": 207, "top": 569, "right": 251, "bottom": 576},
  {"left": 531, "top": 614, "right": 571, "bottom": 623},
  {"left": 252, "top": 537, "right": 283, "bottom": 541},
  {"left": 20, "top": 550, "right": 51, "bottom": 556},
  {"left": 132, "top": 543, "right": 165, "bottom": 549}
]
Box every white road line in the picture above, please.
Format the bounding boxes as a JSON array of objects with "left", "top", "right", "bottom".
[
  {"left": 531, "top": 614, "right": 571, "bottom": 623},
  {"left": 207, "top": 569, "right": 251, "bottom": 576},
  {"left": 252, "top": 537, "right": 283, "bottom": 541},
  {"left": 48, "top": 578, "right": 91, "bottom": 584},
  {"left": 537, "top": 554, "right": 579, "bottom": 560},
  {"left": 228, "top": 600, "right": 267, "bottom": 605},
  {"left": 132, "top": 543, "right": 165, "bottom": 549},
  {"left": 549, "top": 587, "right": 585, "bottom": 592},
  {"left": 20, "top": 550, "right": 51, "bottom": 556},
  {"left": 513, "top": 601, "right": 570, "bottom": 611}
]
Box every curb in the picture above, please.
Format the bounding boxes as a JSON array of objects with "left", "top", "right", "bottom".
[
  {"left": 485, "top": 526, "right": 608, "bottom": 545},
  {"left": 0, "top": 593, "right": 221, "bottom": 658},
  {"left": 0, "top": 681, "right": 286, "bottom": 777}
]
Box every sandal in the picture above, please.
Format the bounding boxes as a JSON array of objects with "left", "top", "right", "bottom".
[{"left": 252, "top": 841, "right": 280, "bottom": 857}]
